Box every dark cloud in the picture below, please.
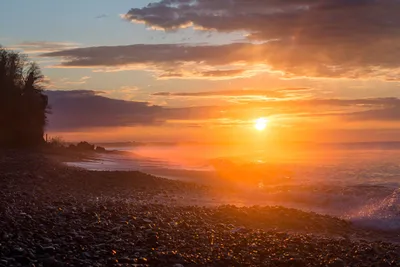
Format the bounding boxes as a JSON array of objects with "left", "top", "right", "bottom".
[
  {"left": 118, "top": 0, "right": 400, "bottom": 79},
  {"left": 42, "top": 43, "right": 251, "bottom": 66},
  {"left": 41, "top": 43, "right": 269, "bottom": 78},
  {"left": 347, "top": 106, "right": 400, "bottom": 121},
  {"left": 45, "top": 90, "right": 400, "bottom": 132},
  {"left": 41, "top": 40, "right": 400, "bottom": 80},
  {"left": 46, "top": 90, "right": 163, "bottom": 130},
  {"left": 124, "top": 0, "right": 395, "bottom": 39}
]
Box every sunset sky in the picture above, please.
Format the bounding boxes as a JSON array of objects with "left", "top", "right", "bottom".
[{"left": 1, "top": 0, "right": 400, "bottom": 144}]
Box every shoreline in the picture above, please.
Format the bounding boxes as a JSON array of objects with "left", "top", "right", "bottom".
[{"left": 0, "top": 151, "right": 399, "bottom": 266}]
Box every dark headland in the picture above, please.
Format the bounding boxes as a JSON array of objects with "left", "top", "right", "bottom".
[{"left": 0, "top": 151, "right": 399, "bottom": 267}]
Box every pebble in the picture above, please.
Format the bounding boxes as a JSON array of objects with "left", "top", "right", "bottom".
[
  {"left": 0, "top": 153, "right": 399, "bottom": 267},
  {"left": 41, "top": 246, "right": 56, "bottom": 254},
  {"left": 328, "top": 258, "right": 346, "bottom": 267}
]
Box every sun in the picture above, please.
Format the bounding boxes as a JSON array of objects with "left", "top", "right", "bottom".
[{"left": 254, "top": 117, "right": 269, "bottom": 131}]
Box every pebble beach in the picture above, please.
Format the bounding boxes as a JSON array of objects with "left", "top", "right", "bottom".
[{"left": 0, "top": 152, "right": 399, "bottom": 266}]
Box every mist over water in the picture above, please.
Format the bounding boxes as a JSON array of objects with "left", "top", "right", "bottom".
[{"left": 66, "top": 144, "right": 400, "bottom": 231}]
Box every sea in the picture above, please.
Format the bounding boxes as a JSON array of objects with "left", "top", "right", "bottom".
[{"left": 65, "top": 143, "right": 400, "bottom": 231}]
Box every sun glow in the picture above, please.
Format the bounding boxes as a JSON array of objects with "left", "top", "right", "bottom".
[{"left": 254, "top": 117, "right": 269, "bottom": 131}]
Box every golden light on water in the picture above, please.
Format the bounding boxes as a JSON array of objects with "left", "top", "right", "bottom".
[{"left": 254, "top": 117, "right": 269, "bottom": 131}]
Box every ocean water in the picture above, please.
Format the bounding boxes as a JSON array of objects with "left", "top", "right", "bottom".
[{"left": 65, "top": 145, "right": 400, "bottom": 231}]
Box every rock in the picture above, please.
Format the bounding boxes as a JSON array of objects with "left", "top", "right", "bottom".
[
  {"left": 118, "top": 257, "right": 132, "bottom": 263},
  {"left": 81, "top": 252, "right": 92, "bottom": 259},
  {"left": 42, "top": 237, "right": 53, "bottom": 243},
  {"left": 12, "top": 247, "right": 25, "bottom": 255},
  {"left": 143, "top": 218, "right": 153, "bottom": 224},
  {"left": 328, "top": 258, "right": 345, "bottom": 267},
  {"left": 378, "top": 260, "right": 391, "bottom": 267},
  {"left": 1, "top": 233, "right": 9, "bottom": 240},
  {"left": 20, "top": 212, "right": 33, "bottom": 220},
  {"left": 42, "top": 246, "right": 56, "bottom": 254},
  {"left": 133, "top": 252, "right": 140, "bottom": 258},
  {"left": 1, "top": 153, "right": 400, "bottom": 267},
  {"left": 107, "top": 259, "right": 118, "bottom": 265},
  {"left": 76, "top": 141, "right": 95, "bottom": 151},
  {"left": 42, "top": 257, "right": 64, "bottom": 267},
  {"left": 15, "top": 256, "right": 31, "bottom": 265},
  {"left": 288, "top": 258, "right": 306, "bottom": 267},
  {"left": 147, "top": 234, "right": 159, "bottom": 246},
  {"left": 95, "top": 146, "right": 106, "bottom": 152},
  {"left": 231, "top": 227, "right": 247, "bottom": 234}
]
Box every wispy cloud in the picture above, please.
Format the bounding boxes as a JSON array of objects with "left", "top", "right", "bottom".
[
  {"left": 10, "top": 41, "right": 80, "bottom": 54},
  {"left": 100, "top": 86, "right": 139, "bottom": 101},
  {"left": 95, "top": 14, "right": 108, "bottom": 19},
  {"left": 151, "top": 88, "right": 309, "bottom": 98},
  {"left": 63, "top": 76, "right": 91, "bottom": 85},
  {"left": 46, "top": 76, "right": 92, "bottom": 89}
]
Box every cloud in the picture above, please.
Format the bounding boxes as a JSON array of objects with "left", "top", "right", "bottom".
[
  {"left": 42, "top": 76, "right": 54, "bottom": 87},
  {"left": 63, "top": 76, "right": 91, "bottom": 85},
  {"left": 157, "top": 68, "right": 254, "bottom": 80},
  {"left": 119, "top": 0, "right": 400, "bottom": 80},
  {"left": 10, "top": 41, "right": 80, "bottom": 54},
  {"left": 41, "top": 43, "right": 271, "bottom": 79},
  {"left": 41, "top": 40, "right": 400, "bottom": 80},
  {"left": 239, "top": 97, "right": 400, "bottom": 109},
  {"left": 95, "top": 14, "right": 108, "bottom": 19},
  {"left": 347, "top": 105, "right": 400, "bottom": 121},
  {"left": 236, "top": 97, "right": 400, "bottom": 122},
  {"left": 44, "top": 76, "right": 92, "bottom": 89},
  {"left": 46, "top": 90, "right": 163, "bottom": 130},
  {"left": 45, "top": 89, "right": 400, "bottom": 132},
  {"left": 151, "top": 88, "right": 306, "bottom": 98},
  {"left": 101, "top": 86, "right": 139, "bottom": 101}
]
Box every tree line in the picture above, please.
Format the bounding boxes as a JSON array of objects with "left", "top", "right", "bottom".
[{"left": 0, "top": 46, "right": 49, "bottom": 148}]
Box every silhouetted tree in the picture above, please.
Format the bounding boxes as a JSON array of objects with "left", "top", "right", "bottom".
[{"left": 0, "top": 46, "right": 49, "bottom": 148}]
